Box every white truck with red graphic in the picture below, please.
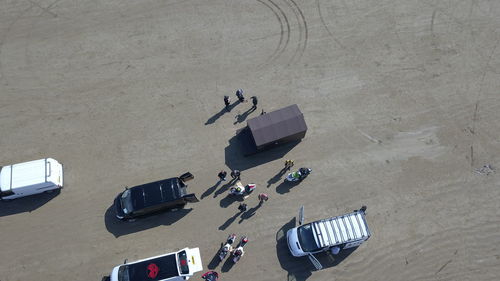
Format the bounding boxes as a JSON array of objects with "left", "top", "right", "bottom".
[{"left": 110, "top": 247, "right": 202, "bottom": 281}]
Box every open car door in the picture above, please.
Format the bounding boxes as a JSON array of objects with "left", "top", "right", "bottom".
[
  {"left": 183, "top": 193, "right": 199, "bottom": 203},
  {"left": 298, "top": 205, "right": 305, "bottom": 225},
  {"left": 308, "top": 253, "right": 323, "bottom": 270}
]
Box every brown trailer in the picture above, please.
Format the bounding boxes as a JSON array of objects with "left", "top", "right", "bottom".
[{"left": 237, "top": 104, "right": 307, "bottom": 155}]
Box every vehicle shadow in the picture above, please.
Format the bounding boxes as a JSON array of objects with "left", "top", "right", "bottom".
[
  {"left": 218, "top": 211, "right": 242, "bottom": 231},
  {"left": 275, "top": 180, "right": 301, "bottom": 194},
  {"left": 275, "top": 218, "right": 358, "bottom": 281},
  {"left": 0, "top": 190, "right": 61, "bottom": 217},
  {"left": 276, "top": 217, "right": 313, "bottom": 281},
  {"left": 225, "top": 134, "right": 300, "bottom": 171},
  {"left": 205, "top": 101, "right": 240, "bottom": 125},
  {"left": 219, "top": 194, "right": 243, "bottom": 208},
  {"left": 207, "top": 244, "right": 223, "bottom": 270},
  {"left": 201, "top": 181, "right": 221, "bottom": 199},
  {"left": 104, "top": 206, "right": 192, "bottom": 237}
]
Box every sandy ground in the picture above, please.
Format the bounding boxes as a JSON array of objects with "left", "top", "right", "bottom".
[{"left": 1, "top": 0, "right": 500, "bottom": 280}]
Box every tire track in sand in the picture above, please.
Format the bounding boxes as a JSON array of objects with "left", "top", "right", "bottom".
[
  {"left": 286, "top": 0, "right": 308, "bottom": 65},
  {"left": 256, "top": 0, "right": 308, "bottom": 68},
  {"left": 256, "top": 0, "right": 287, "bottom": 65},
  {"left": 256, "top": 0, "right": 291, "bottom": 69},
  {"left": 316, "top": 0, "right": 346, "bottom": 49}
]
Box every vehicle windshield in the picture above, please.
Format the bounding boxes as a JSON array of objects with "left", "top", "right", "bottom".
[
  {"left": 177, "top": 250, "right": 189, "bottom": 275},
  {"left": 118, "top": 265, "right": 130, "bottom": 281},
  {"left": 297, "top": 224, "right": 320, "bottom": 252},
  {"left": 120, "top": 189, "right": 134, "bottom": 214}
]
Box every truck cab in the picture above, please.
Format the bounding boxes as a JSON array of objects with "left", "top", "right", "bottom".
[
  {"left": 286, "top": 206, "right": 371, "bottom": 269},
  {"left": 110, "top": 247, "right": 202, "bottom": 281}
]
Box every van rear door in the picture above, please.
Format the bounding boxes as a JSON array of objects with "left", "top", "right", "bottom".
[{"left": 46, "top": 158, "right": 63, "bottom": 187}]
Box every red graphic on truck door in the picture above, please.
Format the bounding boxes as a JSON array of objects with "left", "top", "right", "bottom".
[{"left": 147, "top": 263, "right": 159, "bottom": 278}]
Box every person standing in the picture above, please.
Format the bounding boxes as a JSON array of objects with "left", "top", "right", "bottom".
[
  {"left": 236, "top": 89, "right": 245, "bottom": 102},
  {"left": 201, "top": 271, "right": 219, "bottom": 281},
  {"left": 238, "top": 203, "right": 248, "bottom": 212},
  {"left": 251, "top": 96, "right": 258, "bottom": 110},
  {"left": 285, "top": 159, "right": 294, "bottom": 170},
  {"left": 258, "top": 193, "right": 269, "bottom": 205},
  {"left": 224, "top": 95, "right": 231, "bottom": 110},
  {"left": 218, "top": 170, "right": 227, "bottom": 182},
  {"left": 231, "top": 169, "right": 241, "bottom": 181}
]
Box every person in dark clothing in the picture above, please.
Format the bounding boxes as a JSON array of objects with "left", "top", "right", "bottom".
[
  {"left": 201, "top": 271, "right": 219, "bottom": 281},
  {"left": 251, "top": 96, "right": 258, "bottom": 110},
  {"left": 231, "top": 169, "right": 241, "bottom": 180},
  {"left": 236, "top": 89, "right": 245, "bottom": 102},
  {"left": 238, "top": 203, "right": 247, "bottom": 212},
  {"left": 224, "top": 95, "right": 230, "bottom": 109},
  {"left": 218, "top": 170, "right": 227, "bottom": 182}
]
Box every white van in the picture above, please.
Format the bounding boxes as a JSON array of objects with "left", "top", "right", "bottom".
[
  {"left": 0, "top": 158, "right": 63, "bottom": 200},
  {"left": 110, "top": 247, "right": 202, "bottom": 281},
  {"left": 287, "top": 206, "right": 370, "bottom": 269}
]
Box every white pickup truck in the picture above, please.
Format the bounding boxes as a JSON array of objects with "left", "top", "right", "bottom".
[
  {"left": 287, "top": 206, "right": 371, "bottom": 269},
  {"left": 110, "top": 248, "right": 202, "bottom": 281}
]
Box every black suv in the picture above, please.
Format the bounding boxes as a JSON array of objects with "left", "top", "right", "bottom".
[{"left": 114, "top": 172, "right": 198, "bottom": 220}]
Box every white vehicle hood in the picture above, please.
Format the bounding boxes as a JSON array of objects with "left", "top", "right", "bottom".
[{"left": 185, "top": 247, "right": 203, "bottom": 274}]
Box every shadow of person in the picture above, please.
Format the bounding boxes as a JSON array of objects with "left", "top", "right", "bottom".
[
  {"left": 238, "top": 203, "right": 262, "bottom": 224},
  {"left": 233, "top": 107, "right": 255, "bottom": 124},
  {"left": 205, "top": 101, "right": 240, "bottom": 125},
  {"left": 0, "top": 189, "right": 61, "bottom": 217},
  {"left": 219, "top": 211, "right": 243, "bottom": 231},
  {"left": 213, "top": 182, "right": 233, "bottom": 198},
  {"left": 201, "top": 181, "right": 221, "bottom": 199},
  {"left": 207, "top": 244, "right": 224, "bottom": 269},
  {"left": 275, "top": 180, "right": 300, "bottom": 194},
  {"left": 104, "top": 206, "right": 192, "bottom": 237},
  {"left": 267, "top": 168, "right": 288, "bottom": 187},
  {"left": 219, "top": 194, "right": 243, "bottom": 208},
  {"left": 220, "top": 254, "right": 237, "bottom": 272}
]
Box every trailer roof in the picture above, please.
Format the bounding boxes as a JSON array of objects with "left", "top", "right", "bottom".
[
  {"left": 247, "top": 104, "right": 307, "bottom": 147},
  {"left": 311, "top": 211, "right": 370, "bottom": 248},
  {"left": 0, "top": 159, "right": 47, "bottom": 192},
  {"left": 127, "top": 253, "right": 179, "bottom": 281}
]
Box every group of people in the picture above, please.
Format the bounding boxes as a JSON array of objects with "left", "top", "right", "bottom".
[
  {"left": 223, "top": 89, "right": 259, "bottom": 112},
  {"left": 204, "top": 129, "right": 302, "bottom": 281},
  {"left": 217, "top": 169, "right": 269, "bottom": 212}
]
